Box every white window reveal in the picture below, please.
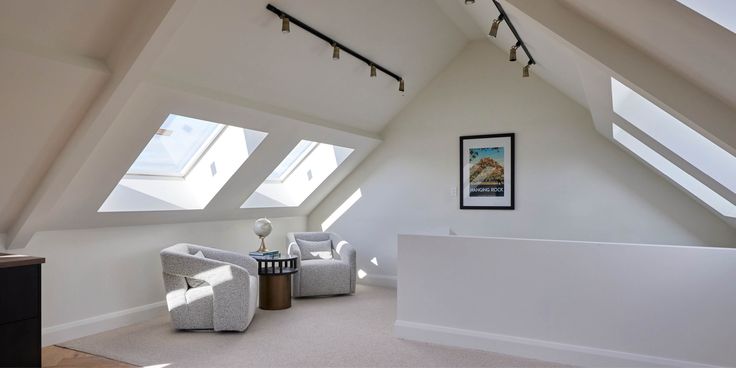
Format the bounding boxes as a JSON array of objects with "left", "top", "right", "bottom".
[
  {"left": 242, "top": 140, "right": 353, "bottom": 208},
  {"left": 100, "top": 114, "right": 267, "bottom": 212},
  {"left": 612, "top": 123, "right": 735, "bottom": 218},
  {"left": 611, "top": 78, "right": 736, "bottom": 194}
]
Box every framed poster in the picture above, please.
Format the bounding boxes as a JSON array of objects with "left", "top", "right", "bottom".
[{"left": 460, "top": 133, "right": 514, "bottom": 209}]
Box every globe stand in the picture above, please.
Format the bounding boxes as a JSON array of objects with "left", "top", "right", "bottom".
[{"left": 257, "top": 236, "right": 268, "bottom": 252}]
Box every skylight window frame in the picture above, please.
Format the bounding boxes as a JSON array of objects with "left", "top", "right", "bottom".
[
  {"left": 125, "top": 123, "right": 226, "bottom": 179},
  {"left": 612, "top": 123, "right": 735, "bottom": 218},
  {"left": 676, "top": 0, "right": 736, "bottom": 34},
  {"left": 610, "top": 77, "right": 736, "bottom": 194},
  {"left": 265, "top": 141, "right": 319, "bottom": 183}
]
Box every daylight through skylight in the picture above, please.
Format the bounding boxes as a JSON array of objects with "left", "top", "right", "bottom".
[
  {"left": 676, "top": 0, "right": 736, "bottom": 33},
  {"left": 613, "top": 123, "right": 735, "bottom": 218},
  {"left": 128, "top": 114, "right": 223, "bottom": 177},
  {"left": 267, "top": 140, "right": 317, "bottom": 182},
  {"left": 100, "top": 114, "right": 268, "bottom": 212},
  {"left": 242, "top": 140, "right": 353, "bottom": 208},
  {"left": 611, "top": 78, "right": 736, "bottom": 194}
]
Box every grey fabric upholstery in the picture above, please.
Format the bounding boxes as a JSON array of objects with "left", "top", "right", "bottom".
[
  {"left": 287, "top": 232, "right": 356, "bottom": 297},
  {"left": 160, "top": 243, "right": 258, "bottom": 332}
]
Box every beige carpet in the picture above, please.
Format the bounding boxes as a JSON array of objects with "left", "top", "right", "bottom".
[{"left": 61, "top": 285, "right": 567, "bottom": 367}]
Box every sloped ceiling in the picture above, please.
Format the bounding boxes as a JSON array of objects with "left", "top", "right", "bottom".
[
  {"left": 0, "top": 0, "right": 144, "bottom": 237},
  {"left": 153, "top": 0, "right": 468, "bottom": 133},
  {"left": 436, "top": 0, "right": 588, "bottom": 108},
  {"left": 560, "top": 0, "right": 736, "bottom": 109},
  {"left": 1, "top": 0, "right": 470, "bottom": 248},
  {"left": 0, "top": 0, "right": 144, "bottom": 60},
  {"left": 3, "top": 0, "right": 733, "bottom": 249}
]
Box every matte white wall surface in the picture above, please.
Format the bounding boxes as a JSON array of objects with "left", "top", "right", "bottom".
[
  {"left": 396, "top": 234, "right": 736, "bottom": 367},
  {"left": 21, "top": 217, "right": 305, "bottom": 335},
  {"left": 307, "top": 41, "right": 736, "bottom": 282}
]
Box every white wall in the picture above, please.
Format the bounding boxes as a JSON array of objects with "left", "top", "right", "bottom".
[
  {"left": 396, "top": 234, "right": 736, "bottom": 367},
  {"left": 21, "top": 216, "right": 305, "bottom": 344},
  {"left": 307, "top": 41, "right": 736, "bottom": 283}
]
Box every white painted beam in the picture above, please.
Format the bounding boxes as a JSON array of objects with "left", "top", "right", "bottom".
[
  {"left": 505, "top": 0, "right": 736, "bottom": 156},
  {"left": 505, "top": 0, "right": 736, "bottom": 227},
  {"left": 6, "top": 0, "right": 196, "bottom": 249}
]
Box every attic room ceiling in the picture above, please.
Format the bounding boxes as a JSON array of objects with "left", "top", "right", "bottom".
[
  {"left": 1, "top": 0, "right": 470, "bottom": 248},
  {"left": 152, "top": 0, "right": 469, "bottom": 133},
  {"left": 0, "top": 0, "right": 143, "bottom": 239},
  {"left": 437, "top": 0, "right": 588, "bottom": 108},
  {"left": 2, "top": 0, "right": 733, "bottom": 248},
  {"left": 559, "top": 0, "right": 736, "bottom": 109},
  {"left": 0, "top": 0, "right": 144, "bottom": 60}
]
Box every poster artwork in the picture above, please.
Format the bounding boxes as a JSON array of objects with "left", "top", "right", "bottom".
[{"left": 468, "top": 147, "right": 504, "bottom": 197}]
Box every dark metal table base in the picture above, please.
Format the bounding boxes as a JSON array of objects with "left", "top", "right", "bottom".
[
  {"left": 259, "top": 274, "right": 292, "bottom": 310},
  {"left": 252, "top": 256, "right": 298, "bottom": 310}
]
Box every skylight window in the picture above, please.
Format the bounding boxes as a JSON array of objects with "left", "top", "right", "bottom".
[
  {"left": 676, "top": 0, "right": 736, "bottom": 33},
  {"left": 128, "top": 114, "right": 223, "bottom": 177},
  {"left": 242, "top": 140, "right": 353, "bottom": 208},
  {"left": 611, "top": 78, "right": 736, "bottom": 194},
  {"left": 612, "top": 124, "right": 735, "bottom": 218},
  {"left": 100, "top": 115, "right": 267, "bottom": 212},
  {"left": 266, "top": 140, "right": 317, "bottom": 182}
]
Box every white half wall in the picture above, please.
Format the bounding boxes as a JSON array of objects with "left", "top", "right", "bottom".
[
  {"left": 307, "top": 41, "right": 736, "bottom": 283},
  {"left": 396, "top": 234, "right": 736, "bottom": 367},
  {"left": 20, "top": 216, "right": 305, "bottom": 345}
]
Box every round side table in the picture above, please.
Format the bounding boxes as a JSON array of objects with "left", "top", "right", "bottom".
[{"left": 252, "top": 256, "right": 297, "bottom": 310}]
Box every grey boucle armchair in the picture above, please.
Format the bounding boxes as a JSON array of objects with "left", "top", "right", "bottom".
[
  {"left": 287, "top": 232, "right": 356, "bottom": 297},
  {"left": 160, "top": 243, "right": 258, "bottom": 331}
]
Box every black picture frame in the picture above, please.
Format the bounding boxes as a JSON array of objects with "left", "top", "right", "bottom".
[{"left": 459, "top": 133, "right": 515, "bottom": 210}]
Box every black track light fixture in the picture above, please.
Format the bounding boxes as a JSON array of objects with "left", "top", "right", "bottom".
[
  {"left": 465, "top": 0, "right": 475, "bottom": 4},
  {"left": 489, "top": 16, "right": 503, "bottom": 37},
  {"left": 267, "top": 4, "right": 405, "bottom": 93},
  {"left": 281, "top": 15, "right": 290, "bottom": 33},
  {"left": 486, "top": 0, "right": 536, "bottom": 80},
  {"left": 509, "top": 42, "right": 520, "bottom": 62},
  {"left": 332, "top": 43, "right": 340, "bottom": 60}
]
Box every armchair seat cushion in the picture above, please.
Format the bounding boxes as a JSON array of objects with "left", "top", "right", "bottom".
[{"left": 300, "top": 259, "right": 352, "bottom": 296}]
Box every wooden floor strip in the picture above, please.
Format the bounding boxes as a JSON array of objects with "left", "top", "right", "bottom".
[{"left": 42, "top": 346, "right": 137, "bottom": 368}]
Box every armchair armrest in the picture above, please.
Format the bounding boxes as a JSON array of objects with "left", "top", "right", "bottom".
[
  {"left": 287, "top": 241, "right": 302, "bottom": 296},
  {"left": 160, "top": 248, "right": 252, "bottom": 331},
  {"left": 287, "top": 241, "right": 301, "bottom": 259},
  {"left": 331, "top": 237, "right": 356, "bottom": 294}
]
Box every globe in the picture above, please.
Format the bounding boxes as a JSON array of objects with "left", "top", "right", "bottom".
[{"left": 253, "top": 218, "right": 272, "bottom": 238}]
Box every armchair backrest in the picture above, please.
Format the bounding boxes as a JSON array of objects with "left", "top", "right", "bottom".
[
  {"left": 160, "top": 243, "right": 203, "bottom": 274},
  {"left": 289, "top": 232, "right": 332, "bottom": 243}
]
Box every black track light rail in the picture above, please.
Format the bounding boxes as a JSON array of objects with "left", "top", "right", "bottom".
[
  {"left": 492, "top": 0, "right": 535, "bottom": 65},
  {"left": 266, "top": 4, "right": 403, "bottom": 82}
]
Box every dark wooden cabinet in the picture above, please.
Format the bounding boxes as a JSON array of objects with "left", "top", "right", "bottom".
[{"left": 0, "top": 254, "right": 44, "bottom": 368}]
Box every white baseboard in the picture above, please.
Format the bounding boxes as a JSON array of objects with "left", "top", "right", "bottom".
[
  {"left": 43, "top": 301, "right": 168, "bottom": 346},
  {"left": 394, "top": 320, "right": 720, "bottom": 368},
  {"left": 358, "top": 274, "right": 396, "bottom": 288}
]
